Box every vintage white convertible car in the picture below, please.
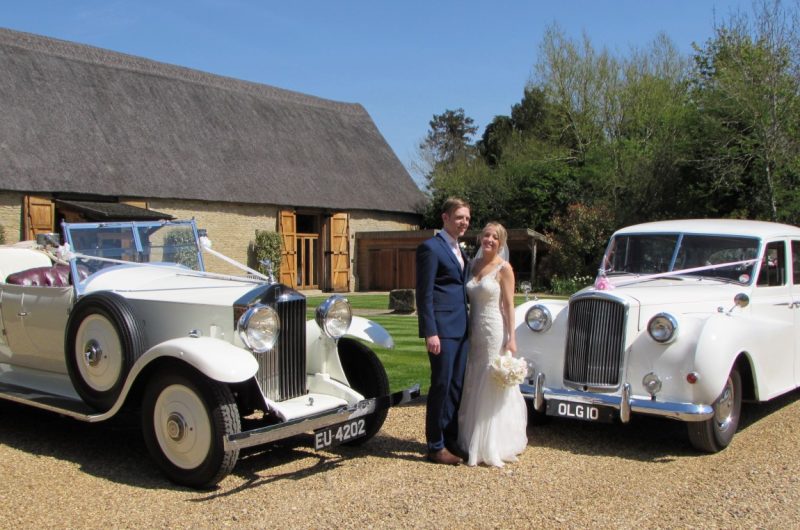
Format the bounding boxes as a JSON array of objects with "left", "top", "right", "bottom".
[
  {"left": 517, "top": 219, "right": 800, "bottom": 452},
  {"left": 0, "top": 220, "right": 418, "bottom": 488}
]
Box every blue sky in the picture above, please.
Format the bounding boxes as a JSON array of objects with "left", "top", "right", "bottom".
[{"left": 3, "top": 1, "right": 753, "bottom": 184}]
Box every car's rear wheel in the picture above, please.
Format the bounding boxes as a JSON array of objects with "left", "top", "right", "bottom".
[
  {"left": 65, "top": 292, "right": 146, "bottom": 411},
  {"left": 687, "top": 367, "right": 742, "bottom": 452},
  {"left": 142, "top": 368, "right": 240, "bottom": 489},
  {"left": 337, "top": 338, "right": 390, "bottom": 445}
]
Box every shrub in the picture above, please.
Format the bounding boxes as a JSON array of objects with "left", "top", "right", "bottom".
[
  {"left": 251, "top": 230, "right": 283, "bottom": 278},
  {"left": 163, "top": 228, "right": 199, "bottom": 268},
  {"left": 550, "top": 274, "right": 593, "bottom": 295}
]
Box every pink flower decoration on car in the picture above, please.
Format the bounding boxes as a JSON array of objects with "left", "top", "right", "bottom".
[{"left": 594, "top": 272, "right": 614, "bottom": 290}]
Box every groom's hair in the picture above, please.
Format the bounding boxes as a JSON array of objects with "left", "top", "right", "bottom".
[{"left": 441, "top": 197, "right": 470, "bottom": 216}]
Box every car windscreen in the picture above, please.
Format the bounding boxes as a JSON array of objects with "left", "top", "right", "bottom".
[
  {"left": 603, "top": 233, "right": 759, "bottom": 284},
  {"left": 64, "top": 221, "right": 204, "bottom": 274}
]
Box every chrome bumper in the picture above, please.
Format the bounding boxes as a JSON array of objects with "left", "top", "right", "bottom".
[
  {"left": 224, "top": 384, "right": 420, "bottom": 451},
  {"left": 520, "top": 373, "right": 713, "bottom": 423}
]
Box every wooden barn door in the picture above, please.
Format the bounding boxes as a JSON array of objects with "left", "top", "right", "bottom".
[
  {"left": 279, "top": 210, "right": 297, "bottom": 287},
  {"left": 23, "top": 195, "right": 55, "bottom": 240},
  {"left": 329, "top": 213, "right": 350, "bottom": 292}
]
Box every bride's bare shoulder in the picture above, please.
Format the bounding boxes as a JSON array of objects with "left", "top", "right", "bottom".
[{"left": 498, "top": 260, "right": 515, "bottom": 278}]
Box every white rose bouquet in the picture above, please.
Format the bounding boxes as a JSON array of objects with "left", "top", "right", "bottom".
[{"left": 489, "top": 351, "right": 529, "bottom": 387}]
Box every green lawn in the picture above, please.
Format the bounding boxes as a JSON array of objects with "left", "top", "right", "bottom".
[{"left": 304, "top": 293, "right": 544, "bottom": 394}]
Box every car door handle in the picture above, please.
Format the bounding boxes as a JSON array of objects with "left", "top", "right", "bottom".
[{"left": 17, "top": 311, "right": 29, "bottom": 317}]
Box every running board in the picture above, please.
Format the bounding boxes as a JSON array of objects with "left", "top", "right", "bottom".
[{"left": 0, "top": 380, "right": 102, "bottom": 421}]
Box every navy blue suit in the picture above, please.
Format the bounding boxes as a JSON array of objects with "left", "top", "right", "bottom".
[{"left": 416, "top": 232, "right": 470, "bottom": 452}]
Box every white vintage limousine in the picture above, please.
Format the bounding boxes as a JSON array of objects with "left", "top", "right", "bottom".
[
  {"left": 517, "top": 219, "right": 800, "bottom": 452},
  {"left": 0, "top": 219, "right": 417, "bottom": 488}
]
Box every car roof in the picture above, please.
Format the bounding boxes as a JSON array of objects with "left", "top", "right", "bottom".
[{"left": 614, "top": 219, "right": 800, "bottom": 239}]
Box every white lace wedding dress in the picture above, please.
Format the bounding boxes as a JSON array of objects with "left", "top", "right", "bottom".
[{"left": 458, "top": 262, "right": 528, "bottom": 467}]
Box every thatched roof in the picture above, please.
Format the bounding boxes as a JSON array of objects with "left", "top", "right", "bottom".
[{"left": 0, "top": 28, "right": 426, "bottom": 215}]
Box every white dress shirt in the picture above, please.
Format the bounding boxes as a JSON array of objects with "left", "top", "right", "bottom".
[{"left": 440, "top": 230, "right": 464, "bottom": 269}]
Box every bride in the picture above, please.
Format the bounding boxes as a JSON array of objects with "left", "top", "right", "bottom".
[{"left": 458, "top": 222, "right": 528, "bottom": 467}]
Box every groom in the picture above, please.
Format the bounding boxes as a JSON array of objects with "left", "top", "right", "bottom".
[{"left": 415, "top": 197, "right": 471, "bottom": 465}]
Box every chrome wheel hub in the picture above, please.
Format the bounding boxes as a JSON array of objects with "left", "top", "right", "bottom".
[
  {"left": 166, "top": 413, "right": 187, "bottom": 441},
  {"left": 83, "top": 340, "right": 102, "bottom": 367}
]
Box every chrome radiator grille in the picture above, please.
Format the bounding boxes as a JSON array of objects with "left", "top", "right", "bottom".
[
  {"left": 563, "top": 296, "right": 627, "bottom": 389},
  {"left": 254, "top": 295, "right": 307, "bottom": 401}
]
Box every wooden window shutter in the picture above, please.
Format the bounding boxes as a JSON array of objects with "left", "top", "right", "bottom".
[
  {"left": 23, "top": 195, "right": 55, "bottom": 240},
  {"left": 330, "top": 212, "right": 350, "bottom": 292},
  {"left": 279, "top": 210, "right": 297, "bottom": 287}
]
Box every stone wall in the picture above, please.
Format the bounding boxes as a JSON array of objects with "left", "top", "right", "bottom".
[
  {"left": 0, "top": 192, "right": 22, "bottom": 243},
  {"left": 0, "top": 192, "right": 423, "bottom": 290}
]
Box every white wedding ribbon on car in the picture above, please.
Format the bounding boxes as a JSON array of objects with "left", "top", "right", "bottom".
[
  {"left": 599, "top": 258, "right": 759, "bottom": 289},
  {"left": 65, "top": 248, "right": 268, "bottom": 284}
]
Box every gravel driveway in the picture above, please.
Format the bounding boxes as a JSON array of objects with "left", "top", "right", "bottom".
[{"left": 1, "top": 390, "right": 799, "bottom": 529}]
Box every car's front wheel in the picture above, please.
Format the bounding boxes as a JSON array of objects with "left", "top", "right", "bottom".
[
  {"left": 687, "top": 366, "right": 742, "bottom": 453},
  {"left": 337, "top": 338, "right": 390, "bottom": 445},
  {"left": 141, "top": 368, "right": 241, "bottom": 489}
]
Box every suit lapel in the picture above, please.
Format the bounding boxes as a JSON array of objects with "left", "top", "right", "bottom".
[{"left": 436, "top": 232, "right": 465, "bottom": 280}]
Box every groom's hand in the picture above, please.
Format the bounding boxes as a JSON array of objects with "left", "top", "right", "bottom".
[{"left": 426, "top": 335, "right": 441, "bottom": 355}]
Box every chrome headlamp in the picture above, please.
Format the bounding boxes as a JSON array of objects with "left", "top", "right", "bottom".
[
  {"left": 238, "top": 304, "right": 280, "bottom": 352},
  {"left": 647, "top": 312, "right": 678, "bottom": 343},
  {"left": 525, "top": 304, "right": 552, "bottom": 333},
  {"left": 315, "top": 295, "right": 352, "bottom": 339}
]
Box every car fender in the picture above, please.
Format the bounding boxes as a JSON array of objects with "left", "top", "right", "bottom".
[
  {"left": 305, "top": 316, "right": 392, "bottom": 383},
  {"left": 693, "top": 312, "right": 787, "bottom": 402},
  {"left": 514, "top": 299, "right": 569, "bottom": 381},
  {"left": 131, "top": 336, "right": 259, "bottom": 383},
  {"left": 345, "top": 316, "right": 394, "bottom": 348}
]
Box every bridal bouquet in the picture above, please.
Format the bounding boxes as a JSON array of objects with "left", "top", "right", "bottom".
[{"left": 489, "top": 351, "right": 529, "bottom": 387}]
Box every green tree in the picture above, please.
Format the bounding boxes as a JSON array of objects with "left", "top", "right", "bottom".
[
  {"left": 419, "top": 108, "right": 478, "bottom": 174},
  {"left": 478, "top": 115, "right": 513, "bottom": 167},
  {"left": 542, "top": 202, "right": 617, "bottom": 282},
  {"left": 533, "top": 25, "right": 614, "bottom": 162},
  {"left": 688, "top": 0, "right": 800, "bottom": 221}
]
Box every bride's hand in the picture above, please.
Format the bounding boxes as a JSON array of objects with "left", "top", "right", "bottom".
[{"left": 505, "top": 338, "right": 517, "bottom": 355}]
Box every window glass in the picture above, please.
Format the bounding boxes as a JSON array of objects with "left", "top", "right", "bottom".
[
  {"left": 757, "top": 241, "right": 787, "bottom": 287},
  {"left": 792, "top": 241, "right": 800, "bottom": 285}
]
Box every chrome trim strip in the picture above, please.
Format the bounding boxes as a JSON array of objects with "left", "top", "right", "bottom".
[
  {"left": 535, "top": 385, "right": 714, "bottom": 422},
  {"left": 224, "top": 384, "right": 421, "bottom": 451}
]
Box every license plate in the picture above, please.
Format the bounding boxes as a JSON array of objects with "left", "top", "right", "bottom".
[
  {"left": 546, "top": 399, "right": 615, "bottom": 423},
  {"left": 314, "top": 418, "right": 367, "bottom": 450}
]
